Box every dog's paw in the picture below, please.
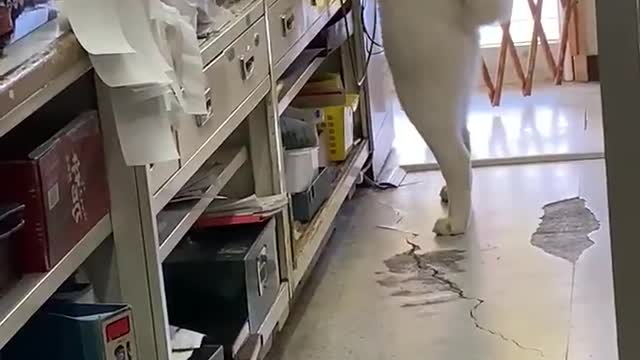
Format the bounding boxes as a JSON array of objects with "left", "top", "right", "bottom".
[
  {"left": 439, "top": 186, "right": 449, "bottom": 203},
  {"left": 433, "top": 217, "right": 466, "bottom": 236}
]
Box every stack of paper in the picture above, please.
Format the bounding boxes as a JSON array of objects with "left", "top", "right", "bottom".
[
  {"left": 195, "top": 194, "right": 288, "bottom": 227},
  {"left": 204, "top": 194, "right": 288, "bottom": 216},
  {"left": 170, "top": 160, "right": 227, "bottom": 203},
  {"left": 170, "top": 327, "right": 205, "bottom": 351}
]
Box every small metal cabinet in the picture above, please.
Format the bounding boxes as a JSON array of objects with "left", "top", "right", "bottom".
[
  {"left": 164, "top": 219, "right": 280, "bottom": 347},
  {"left": 177, "top": 18, "right": 269, "bottom": 163},
  {"left": 268, "top": 0, "right": 313, "bottom": 63}
]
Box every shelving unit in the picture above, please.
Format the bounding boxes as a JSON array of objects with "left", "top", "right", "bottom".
[{"left": 0, "top": 0, "right": 375, "bottom": 358}]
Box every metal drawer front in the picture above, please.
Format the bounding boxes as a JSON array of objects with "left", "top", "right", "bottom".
[
  {"left": 200, "top": 0, "right": 266, "bottom": 66},
  {"left": 178, "top": 18, "right": 269, "bottom": 163},
  {"left": 304, "top": 0, "right": 326, "bottom": 28},
  {"left": 245, "top": 220, "right": 280, "bottom": 332},
  {"left": 268, "top": 0, "right": 310, "bottom": 64}
]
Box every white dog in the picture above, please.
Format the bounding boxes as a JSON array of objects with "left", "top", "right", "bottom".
[{"left": 380, "top": 0, "right": 512, "bottom": 235}]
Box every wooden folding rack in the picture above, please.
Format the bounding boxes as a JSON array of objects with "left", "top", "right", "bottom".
[{"left": 482, "top": 0, "right": 580, "bottom": 106}]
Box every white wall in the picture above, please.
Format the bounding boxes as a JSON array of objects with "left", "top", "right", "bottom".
[{"left": 581, "top": 0, "right": 599, "bottom": 55}]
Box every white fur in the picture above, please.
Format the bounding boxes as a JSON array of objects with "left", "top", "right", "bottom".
[{"left": 380, "top": 0, "right": 511, "bottom": 235}]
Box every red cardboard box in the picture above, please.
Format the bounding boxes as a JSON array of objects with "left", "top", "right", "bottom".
[{"left": 0, "top": 111, "right": 110, "bottom": 273}]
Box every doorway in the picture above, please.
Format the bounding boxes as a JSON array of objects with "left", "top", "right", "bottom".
[
  {"left": 268, "top": 1, "right": 618, "bottom": 359},
  {"left": 389, "top": 0, "right": 604, "bottom": 171}
]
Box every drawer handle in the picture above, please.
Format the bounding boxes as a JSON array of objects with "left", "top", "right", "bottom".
[
  {"left": 310, "top": 0, "right": 318, "bottom": 6},
  {"left": 241, "top": 55, "right": 255, "bottom": 81},
  {"left": 195, "top": 88, "right": 213, "bottom": 127},
  {"left": 281, "top": 13, "right": 296, "bottom": 36},
  {"left": 257, "top": 245, "right": 269, "bottom": 296}
]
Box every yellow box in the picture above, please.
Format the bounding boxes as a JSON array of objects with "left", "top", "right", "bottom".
[
  {"left": 314, "top": 0, "right": 329, "bottom": 8},
  {"left": 300, "top": 73, "right": 344, "bottom": 95},
  {"left": 293, "top": 94, "right": 359, "bottom": 162}
]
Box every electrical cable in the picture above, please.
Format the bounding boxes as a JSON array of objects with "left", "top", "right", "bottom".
[
  {"left": 338, "top": 0, "right": 380, "bottom": 88},
  {"left": 337, "top": 0, "right": 396, "bottom": 189},
  {"left": 361, "top": 0, "right": 383, "bottom": 49},
  {"left": 358, "top": 0, "right": 378, "bottom": 87},
  {"left": 338, "top": 0, "right": 360, "bottom": 86}
]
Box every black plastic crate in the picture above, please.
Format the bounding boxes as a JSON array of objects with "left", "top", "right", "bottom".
[{"left": 292, "top": 167, "right": 338, "bottom": 223}]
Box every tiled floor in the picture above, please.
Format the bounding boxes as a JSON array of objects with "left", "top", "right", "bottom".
[
  {"left": 268, "top": 160, "right": 617, "bottom": 359},
  {"left": 391, "top": 83, "right": 604, "bottom": 169}
]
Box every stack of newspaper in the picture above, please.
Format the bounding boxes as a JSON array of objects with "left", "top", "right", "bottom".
[
  {"left": 170, "top": 160, "right": 226, "bottom": 203},
  {"left": 194, "top": 193, "right": 288, "bottom": 227}
]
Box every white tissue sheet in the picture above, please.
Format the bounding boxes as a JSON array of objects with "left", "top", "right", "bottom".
[
  {"left": 110, "top": 87, "right": 181, "bottom": 166},
  {"left": 155, "top": 2, "right": 208, "bottom": 114},
  {"left": 60, "top": 0, "right": 135, "bottom": 55},
  {"left": 90, "top": 0, "right": 173, "bottom": 86},
  {"left": 67, "top": 0, "right": 209, "bottom": 165}
]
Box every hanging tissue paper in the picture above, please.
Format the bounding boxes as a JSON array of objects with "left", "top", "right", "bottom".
[
  {"left": 88, "top": 0, "right": 173, "bottom": 87},
  {"left": 61, "top": 0, "right": 135, "bottom": 55},
  {"left": 109, "top": 87, "right": 181, "bottom": 166},
  {"left": 153, "top": 2, "right": 208, "bottom": 115},
  {"left": 66, "top": 0, "right": 209, "bottom": 165}
]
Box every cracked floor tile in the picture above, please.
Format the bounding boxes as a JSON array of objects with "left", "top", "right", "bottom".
[{"left": 268, "top": 161, "right": 616, "bottom": 360}]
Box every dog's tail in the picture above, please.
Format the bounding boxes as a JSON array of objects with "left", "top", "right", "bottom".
[{"left": 463, "top": 0, "right": 513, "bottom": 28}]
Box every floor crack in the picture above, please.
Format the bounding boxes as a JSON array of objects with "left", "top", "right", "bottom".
[{"left": 405, "top": 240, "right": 545, "bottom": 357}]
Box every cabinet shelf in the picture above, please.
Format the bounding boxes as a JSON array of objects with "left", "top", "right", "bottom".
[
  {"left": 157, "top": 147, "right": 249, "bottom": 261},
  {"left": 291, "top": 140, "right": 368, "bottom": 291},
  {"left": 277, "top": 51, "right": 326, "bottom": 116},
  {"left": 0, "top": 215, "right": 112, "bottom": 349}
]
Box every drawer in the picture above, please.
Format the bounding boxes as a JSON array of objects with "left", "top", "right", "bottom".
[
  {"left": 245, "top": 220, "right": 280, "bottom": 332},
  {"left": 178, "top": 18, "right": 269, "bottom": 163},
  {"left": 268, "top": 0, "right": 311, "bottom": 63},
  {"left": 200, "top": 0, "right": 266, "bottom": 65},
  {"left": 305, "top": 0, "right": 327, "bottom": 26}
]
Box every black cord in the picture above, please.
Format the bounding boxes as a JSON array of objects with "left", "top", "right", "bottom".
[
  {"left": 358, "top": 0, "right": 378, "bottom": 87},
  {"left": 361, "top": 0, "right": 383, "bottom": 49},
  {"left": 338, "top": 0, "right": 380, "bottom": 88},
  {"left": 338, "top": 0, "right": 360, "bottom": 85},
  {"left": 338, "top": 0, "right": 394, "bottom": 190}
]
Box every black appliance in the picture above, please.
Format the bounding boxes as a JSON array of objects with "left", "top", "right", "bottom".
[{"left": 164, "top": 219, "right": 279, "bottom": 356}]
